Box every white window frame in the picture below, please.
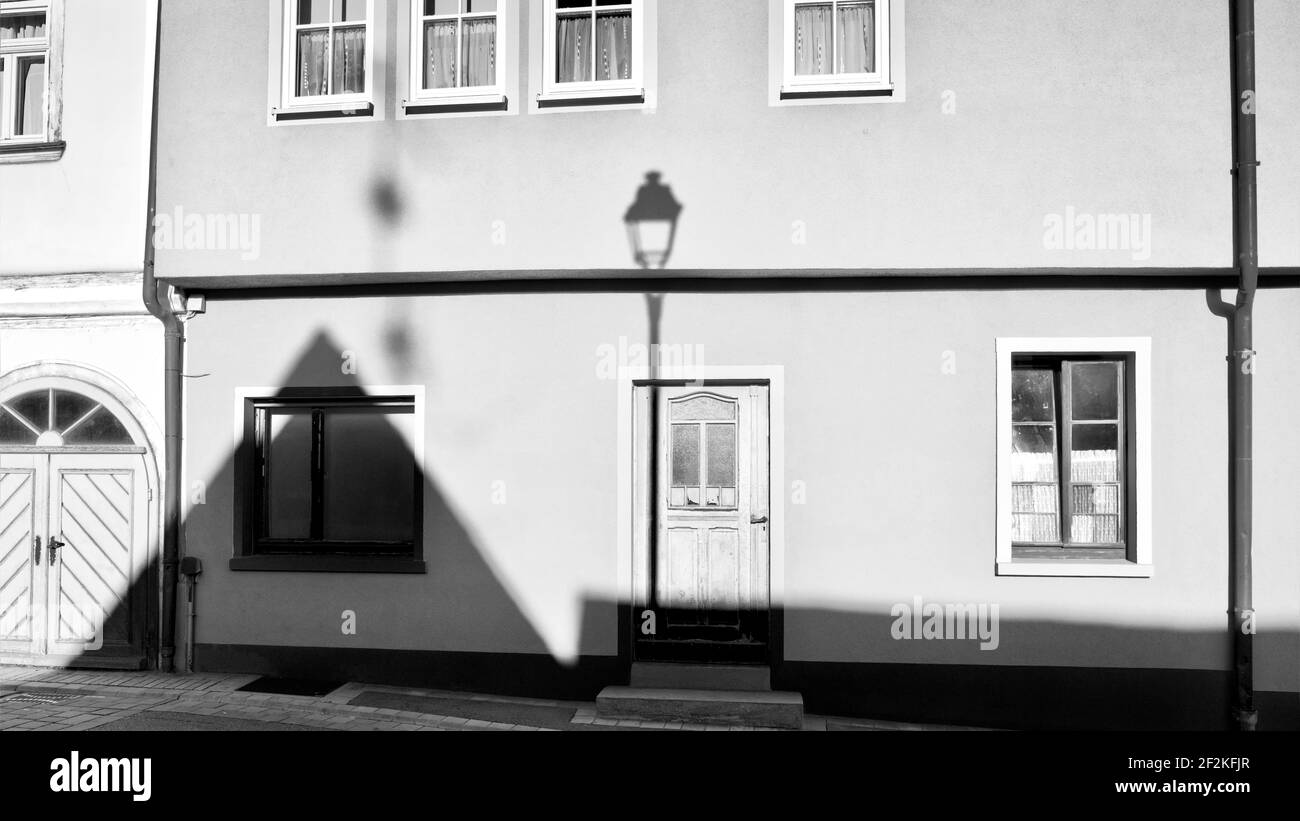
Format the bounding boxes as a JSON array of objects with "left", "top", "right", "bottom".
[
  {"left": 279, "top": 0, "right": 375, "bottom": 115},
  {"left": 0, "top": 0, "right": 51, "bottom": 143},
  {"left": 539, "top": 0, "right": 643, "bottom": 103},
  {"left": 407, "top": 0, "right": 507, "bottom": 108},
  {"left": 995, "top": 337, "right": 1153, "bottom": 578},
  {"left": 781, "top": 0, "right": 891, "bottom": 96}
]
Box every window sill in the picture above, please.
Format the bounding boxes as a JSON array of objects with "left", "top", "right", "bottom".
[
  {"left": 536, "top": 87, "right": 645, "bottom": 109},
  {"left": 403, "top": 94, "right": 508, "bottom": 115},
  {"left": 0, "top": 139, "right": 66, "bottom": 164},
  {"left": 230, "top": 555, "right": 426, "bottom": 574},
  {"left": 779, "top": 83, "right": 894, "bottom": 101},
  {"left": 272, "top": 101, "right": 375, "bottom": 122},
  {"left": 997, "top": 561, "right": 1153, "bottom": 578}
]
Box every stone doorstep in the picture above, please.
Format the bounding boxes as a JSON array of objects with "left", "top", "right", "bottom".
[
  {"left": 629, "top": 662, "right": 772, "bottom": 692},
  {"left": 596, "top": 686, "right": 804, "bottom": 730}
]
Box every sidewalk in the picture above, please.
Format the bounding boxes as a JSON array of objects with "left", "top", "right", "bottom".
[{"left": 0, "top": 668, "right": 986, "bottom": 732}]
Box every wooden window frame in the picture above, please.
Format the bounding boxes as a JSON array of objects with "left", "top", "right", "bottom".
[
  {"left": 277, "top": 0, "right": 375, "bottom": 118},
  {"left": 996, "top": 337, "right": 1152, "bottom": 578},
  {"left": 538, "top": 0, "right": 644, "bottom": 105},
  {"left": 781, "top": 0, "right": 891, "bottom": 98},
  {"left": 232, "top": 389, "right": 425, "bottom": 574},
  {"left": 0, "top": 0, "right": 63, "bottom": 162},
  {"left": 406, "top": 0, "right": 507, "bottom": 109}
]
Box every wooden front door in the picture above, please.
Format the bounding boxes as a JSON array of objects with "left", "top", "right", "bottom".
[
  {"left": 0, "top": 452, "right": 147, "bottom": 664},
  {"left": 635, "top": 384, "right": 770, "bottom": 663}
]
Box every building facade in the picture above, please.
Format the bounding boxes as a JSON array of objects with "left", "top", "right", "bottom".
[
  {"left": 146, "top": 0, "right": 1300, "bottom": 729},
  {"left": 0, "top": 1, "right": 163, "bottom": 670}
]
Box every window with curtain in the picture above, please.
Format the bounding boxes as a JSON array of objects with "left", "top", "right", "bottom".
[
  {"left": 288, "top": 0, "right": 369, "bottom": 100},
  {"left": 417, "top": 0, "right": 501, "bottom": 93},
  {"left": 1010, "top": 356, "right": 1129, "bottom": 556},
  {"left": 782, "top": 0, "right": 890, "bottom": 98},
  {"left": 551, "top": 0, "right": 634, "bottom": 86},
  {"left": 0, "top": 1, "right": 50, "bottom": 141}
]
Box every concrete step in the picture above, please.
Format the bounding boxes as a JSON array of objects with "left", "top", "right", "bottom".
[
  {"left": 597, "top": 686, "right": 803, "bottom": 729},
  {"left": 630, "top": 662, "right": 771, "bottom": 691}
]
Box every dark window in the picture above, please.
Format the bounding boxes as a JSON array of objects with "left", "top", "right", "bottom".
[
  {"left": 1010, "top": 356, "right": 1131, "bottom": 561},
  {"left": 236, "top": 392, "right": 423, "bottom": 572}
]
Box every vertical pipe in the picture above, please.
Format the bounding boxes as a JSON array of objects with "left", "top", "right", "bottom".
[
  {"left": 1228, "top": 0, "right": 1258, "bottom": 731},
  {"left": 140, "top": 0, "right": 184, "bottom": 674}
]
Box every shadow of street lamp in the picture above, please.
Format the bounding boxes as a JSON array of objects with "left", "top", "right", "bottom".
[{"left": 624, "top": 171, "right": 683, "bottom": 271}]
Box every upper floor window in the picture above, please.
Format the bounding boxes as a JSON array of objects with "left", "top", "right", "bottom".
[
  {"left": 409, "top": 0, "right": 506, "bottom": 108},
  {"left": 781, "top": 0, "right": 890, "bottom": 98},
  {"left": 0, "top": 1, "right": 50, "bottom": 146},
  {"left": 279, "top": 0, "right": 373, "bottom": 118},
  {"left": 540, "top": 0, "right": 643, "bottom": 104}
]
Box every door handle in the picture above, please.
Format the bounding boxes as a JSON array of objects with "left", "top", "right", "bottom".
[
  {"left": 750, "top": 515, "right": 768, "bottom": 525},
  {"left": 33, "top": 535, "right": 41, "bottom": 566},
  {"left": 48, "top": 537, "right": 64, "bottom": 565}
]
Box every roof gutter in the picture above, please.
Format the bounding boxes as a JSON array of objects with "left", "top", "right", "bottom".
[
  {"left": 1228, "top": 0, "right": 1258, "bottom": 731},
  {"left": 140, "top": 0, "right": 184, "bottom": 674}
]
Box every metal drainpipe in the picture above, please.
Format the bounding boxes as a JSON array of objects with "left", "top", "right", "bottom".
[
  {"left": 140, "top": 0, "right": 185, "bottom": 674},
  {"left": 1228, "top": 0, "right": 1258, "bottom": 731}
]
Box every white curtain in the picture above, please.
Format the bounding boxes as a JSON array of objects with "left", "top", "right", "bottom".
[
  {"left": 425, "top": 21, "right": 457, "bottom": 88},
  {"left": 836, "top": 2, "right": 874, "bottom": 73},
  {"left": 332, "top": 26, "right": 366, "bottom": 94},
  {"left": 18, "top": 58, "right": 45, "bottom": 136},
  {"left": 462, "top": 17, "right": 497, "bottom": 87},
  {"left": 556, "top": 14, "right": 592, "bottom": 83},
  {"left": 793, "top": 4, "right": 832, "bottom": 76},
  {"left": 594, "top": 11, "right": 631, "bottom": 81},
  {"left": 297, "top": 29, "right": 330, "bottom": 96}
]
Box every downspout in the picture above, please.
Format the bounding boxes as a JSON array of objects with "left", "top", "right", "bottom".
[
  {"left": 141, "top": 0, "right": 184, "bottom": 674},
  {"left": 1228, "top": 0, "right": 1258, "bottom": 731}
]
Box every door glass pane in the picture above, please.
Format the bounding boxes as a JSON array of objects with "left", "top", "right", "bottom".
[
  {"left": 1071, "top": 362, "right": 1120, "bottom": 420},
  {"left": 461, "top": 16, "right": 497, "bottom": 87},
  {"left": 62, "top": 410, "right": 132, "bottom": 445},
  {"left": 556, "top": 13, "right": 592, "bottom": 82},
  {"left": 1012, "top": 369, "right": 1055, "bottom": 422},
  {"left": 424, "top": 20, "right": 457, "bottom": 88},
  {"left": 670, "top": 395, "right": 735, "bottom": 421},
  {"left": 670, "top": 423, "right": 699, "bottom": 495},
  {"left": 0, "top": 411, "right": 37, "bottom": 444},
  {"left": 53, "top": 390, "right": 98, "bottom": 433},
  {"left": 3, "top": 391, "right": 47, "bottom": 432},
  {"left": 16, "top": 57, "right": 45, "bottom": 137},
  {"left": 322, "top": 409, "right": 415, "bottom": 542},
  {"left": 705, "top": 424, "right": 736, "bottom": 489},
  {"left": 793, "top": 4, "right": 833, "bottom": 76},
  {"left": 836, "top": 1, "right": 875, "bottom": 73},
  {"left": 331, "top": 26, "right": 366, "bottom": 93},
  {"left": 594, "top": 10, "right": 631, "bottom": 81},
  {"left": 266, "top": 412, "right": 313, "bottom": 539}
]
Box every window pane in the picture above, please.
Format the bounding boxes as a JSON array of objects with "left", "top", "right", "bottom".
[
  {"left": 0, "top": 411, "right": 37, "bottom": 445},
  {"left": 670, "top": 424, "right": 699, "bottom": 489},
  {"left": 462, "top": 16, "right": 497, "bottom": 87},
  {"left": 670, "top": 395, "right": 735, "bottom": 422},
  {"left": 594, "top": 10, "right": 631, "bottom": 81},
  {"left": 298, "top": 0, "right": 331, "bottom": 25},
  {"left": 16, "top": 57, "right": 45, "bottom": 137},
  {"left": 836, "top": 1, "right": 875, "bottom": 73},
  {"left": 793, "top": 4, "right": 833, "bottom": 76},
  {"left": 5, "top": 391, "right": 47, "bottom": 432},
  {"left": 427, "top": 0, "right": 459, "bottom": 14},
  {"left": 558, "top": 0, "right": 594, "bottom": 7},
  {"left": 297, "top": 29, "right": 330, "bottom": 96},
  {"left": 1011, "top": 484, "right": 1059, "bottom": 543},
  {"left": 332, "top": 26, "right": 366, "bottom": 93},
  {"left": 424, "top": 20, "right": 457, "bottom": 88},
  {"left": 556, "top": 13, "right": 592, "bottom": 82},
  {"left": 1071, "top": 423, "right": 1119, "bottom": 482},
  {"left": 1012, "top": 369, "right": 1055, "bottom": 422},
  {"left": 1071, "top": 362, "right": 1120, "bottom": 420},
  {"left": 705, "top": 424, "right": 736, "bottom": 489},
  {"left": 266, "top": 412, "right": 313, "bottom": 539},
  {"left": 0, "top": 13, "right": 46, "bottom": 40},
  {"left": 466, "top": 0, "right": 497, "bottom": 11},
  {"left": 62, "top": 410, "right": 132, "bottom": 445},
  {"left": 53, "top": 391, "right": 98, "bottom": 433},
  {"left": 322, "top": 410, "right": 415, "bottom": 542},
  {"left": 1011, "top": 424, "right": 1057, "bottom": 482},
  {"left": 334, "top": 0, "right": 365, "bottom": 22},
  {"left": 1070, "top": 485, "right": 1121, "bottom": 544}
]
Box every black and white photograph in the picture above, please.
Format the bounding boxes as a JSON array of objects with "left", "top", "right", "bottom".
[{"left": 0, "top": 0, "right": 1294, "bottom": 806}]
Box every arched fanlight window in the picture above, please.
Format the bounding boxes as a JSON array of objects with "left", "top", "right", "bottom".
[
  {"left": 0, "top": 388, "right": 134, "bottom": 447},
  {"left": 668, "top": 393, "right": 738, "bottom": 509}
]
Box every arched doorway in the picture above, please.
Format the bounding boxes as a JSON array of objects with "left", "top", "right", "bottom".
[{"left": 0, "top": 368, "right": 158, "bottom": 669}]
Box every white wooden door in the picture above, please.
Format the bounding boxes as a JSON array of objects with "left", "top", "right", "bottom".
[{"left": 0, "top": 455, "right": 42, "bottom": 656}]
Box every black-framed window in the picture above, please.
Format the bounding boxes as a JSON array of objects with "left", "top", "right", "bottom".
[
  {"left": 1010, "top": 355, "right": 1132, "bottom": 561},
  {"left": 234, "top": 391, "right": 424, "bottom": 573}
]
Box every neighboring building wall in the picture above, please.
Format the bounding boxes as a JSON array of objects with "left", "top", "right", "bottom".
[{"left": 179, "top": 285, "right": 1300, "bottom": 727}]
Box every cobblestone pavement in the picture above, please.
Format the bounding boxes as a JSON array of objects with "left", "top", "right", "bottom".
[{"left": 0, "top": 668, "right": 983, "bottom": 731}]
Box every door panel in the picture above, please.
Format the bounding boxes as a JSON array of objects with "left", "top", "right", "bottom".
[{"left": 0, "top": 464, "right": 38, "bottom": 652}]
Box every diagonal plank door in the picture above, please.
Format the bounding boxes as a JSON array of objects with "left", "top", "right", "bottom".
[
  {"left": 0, "top": 458, "right": 41, "bottom": 655},
  {"left": 47, "top": 454, "right": 146, "bottom": 657}
]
